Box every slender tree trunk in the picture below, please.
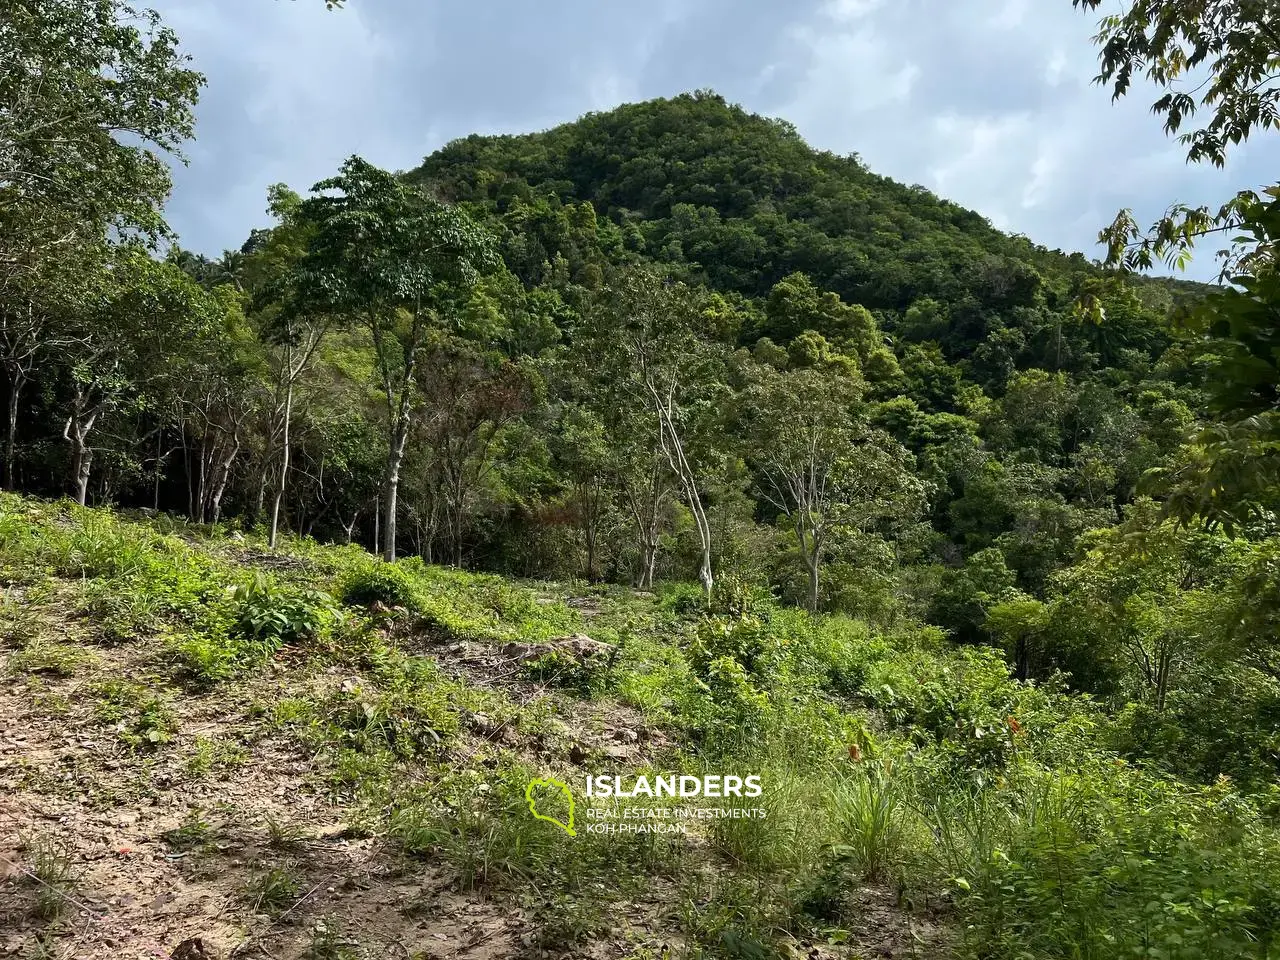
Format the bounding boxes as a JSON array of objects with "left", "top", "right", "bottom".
[
  {"left": 63, "top": 386, "right": 98, "bottom": 507},
  {"left": 629, "top": 493, "right": 661, "bottom": 589},
  {"left": 584, "top": 499, "right": 598, "bottom": 582},
  {"left": 153, "top": 428, "right": 163, "bottom": 510},
  {"left": 193, "top": 434, "right": 210, "bottom": 523},
  {"left": 255, "top": 460, "right": 270, "bottom": 518},
  {"left": 208, "top": 428, "right": 241, "bottom": 525},
  {"left": 638, "top": 496, "right": 661, "bottom": 590},
  {"left": 4, "top": 365, "right": 23, "bottom": 490},
  {"left": 1155, "top": 648, "right": 1172, "bottom": 713},
  {"left": 269, "top": 378, "right": 293, "bottom": 548},
  {"left": 73, "top": 443, "right": 92, "bottom": 506},
  {"left": 65, "top": 426, "right": 92, "bottom": 506},
  {"left": 383, "top": 420, "right": 410, "bottom": 562},
  {"left": 645, "top": 376, "right": 713, "bottom": 605},
  {"left": 641, "top": 536, "right": 659, "bottom": 589},
  {"left": 807, "top": 556, "right": 821, "bottom": 613}
]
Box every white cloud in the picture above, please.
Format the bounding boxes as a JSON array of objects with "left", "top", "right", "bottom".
[{"left": 823, "top": 0, "right": 884, "bottom": 23}]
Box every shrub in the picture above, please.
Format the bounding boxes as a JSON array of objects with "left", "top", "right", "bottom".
[
  {"left": 339, "top": 564, "right": 417, "bottom": 611},
  {"left": 230, "top": 572, "right": 333, "bottom": 650}
]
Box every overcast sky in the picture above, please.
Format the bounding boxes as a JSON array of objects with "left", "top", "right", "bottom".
[{"left": 150, "top": 0, "right": 1276, "bottom": 282}]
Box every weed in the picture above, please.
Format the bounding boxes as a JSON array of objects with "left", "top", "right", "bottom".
[
  {"left": 185, "top": 736, "right": 249, "bottom": 778},
  {"left": 241, "top": 862, "right": 303, "bottom": 915},
  {"left": 304, "top": 917, "right": 361, "bottom": 960},
  {"left": 266, "top": 816, "right": 307, "bottom": 850},
  {"left": 20, "top": 836, "right": 78, "bottom": 921},
  {"left": 75, "top": 579, "right": 165, "bottom": 645},
  {"left": 677, "top": 875, "right": 784, "bottom": 960},
  {"left": 828, "top": 759, "right": 920, "bottom": 883},
  {"left": 0, "top": 590, "right": 42, "bottom": 647},
  {"left": 230, "top": 572, "right": 333, "bottom": 651},
  {"left": 523, "top": 890, "right": 608, "bottom": 948},
  {"left": 522, "top": 648, "right": 610, "bottom": 697},
  {"left": 161, "top": 811, "right": 214, "bottom": 850},
  {"left": 7, "top": 638, "right": 92, "bottom": 677},
  {"left": 339, "top": 563, "right": 417, "bottom": 611},
  {"left": 94, "top": 681, "right": 178, "bottom": 750},
  {"left": 164, "top": 629, "right": 239, "bottom": 686}
]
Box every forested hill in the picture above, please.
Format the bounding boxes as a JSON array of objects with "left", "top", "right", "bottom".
[
  {"left": 9, "top": 6, "right": 1280, "bottom": 956},
  {"left": 411, "top": 91, "right": 1200, "bottom": 319}
]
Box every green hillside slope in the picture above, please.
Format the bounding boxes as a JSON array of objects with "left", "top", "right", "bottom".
[{"left": 3, "top": 496, "right": 1278, "bottom": 959}]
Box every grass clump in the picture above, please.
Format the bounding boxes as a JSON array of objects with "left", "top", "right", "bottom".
[
  {"left": 184, "top": 735, "right": 249, "bottom": 778},
  {"left": 20, "top": 835, "right": 79, "bottom": 921},
  {"left": 7, "top": 638, "right": 93, "bottom": 677},
  {"left": 93, "top": 680, "right": 178, "bottom": 751},
  {"left": 241, "top": 862, "right": 303, "bottom": 916},
  {"left": 161, "top": 811, "right": 215, "bottom": 851}
]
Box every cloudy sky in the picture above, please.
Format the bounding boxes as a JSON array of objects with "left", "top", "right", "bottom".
[{"left": 151, "top": 0, "right": 1275, "bottom": 282}]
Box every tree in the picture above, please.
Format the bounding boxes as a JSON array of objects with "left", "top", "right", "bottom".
[
  {"left": 413, "top": 336, "right": 535, "bottom": 566},
  {"left": 293, "top": 156, "right": 498, "bottom": 560},
  {"left": 550, "top": 405, "right": 613, "bottom": 581},
  {"left": 246, "top": 185, "right": 334, "bottom": 547},
  {"left": 747, "top": 365, "right": 924, "bottom": 611},
  {"left": 172, "top": 287, "right": 261, "bottom": 523},
  {"left": 596, "top": 269, "right": 728, "bottom": 603},
  {"left": 1, "top": 258, "right": 80, "bottom": 489},
  {"left": 58, "top": 246, "right": 224, "bottom": 505},
  {"left": 0, "top": 0, "right": 202, "bottom": 489},
  {"left": 1074, "top": 0, "right": 1280, "bottom": 274},
  {"left": 0, "top": 0, "right": 203, "bottom": 272},
  {"left": 986, "top": 592, "right": 1050, "bottom": 681},
  {"left": 1053, "top": 500, "right": 1248, "bottom": 711}
]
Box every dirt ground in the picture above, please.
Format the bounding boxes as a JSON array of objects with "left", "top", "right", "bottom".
[{"left": 0, "top": 592, "right": 946, "bottom": 960}]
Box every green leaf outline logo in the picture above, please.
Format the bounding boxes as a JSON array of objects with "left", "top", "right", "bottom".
[{"left": 525, "top": 776, "right": 576, "bottom": 836}]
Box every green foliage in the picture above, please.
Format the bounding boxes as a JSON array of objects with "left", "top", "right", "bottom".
[
  {"left": 829, "top": 760, "right": 921, "bottom": 883},
  {"left": 6, "top": 6, "right": 1280, "bottom": 951},
  {"left": 20, "top": 836, "right": 79, "bottom": 921},
  {"left": 230, "top": 571, "right": 333, "bottom": 650},
  {"left": 240, "top": 863, "right": 303, "bottom": 916},
  {"left": 339, "top": 563, "right": 417, "bottom": 610},
  {"left": 94, "top": 680, "right": 178, "bottom": 751}
]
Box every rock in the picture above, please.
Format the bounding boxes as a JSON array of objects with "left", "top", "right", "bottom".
[{"left": 556, "top": 633, "right": 611, "bottom": 658}]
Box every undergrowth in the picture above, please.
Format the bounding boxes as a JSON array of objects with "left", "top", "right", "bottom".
[{"left": 3, "top": 493, "right": 1279, "bottom": 959}]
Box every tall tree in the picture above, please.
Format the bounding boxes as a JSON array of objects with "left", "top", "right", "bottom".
[
  {"left": 293, "top": 156, "right": 497, "bottom": 560},
  {"left": 246, "top": 185, "right": 334, "bottom": 548},
  {"left": 748, "top": 365, "right": 925, "bottom": 611},
  {"left": 594, "top": 269, "right": 727, "bottom": 603},
  {"left": 1, "top": 0, "right": 202, "bottom": 488},
  {"left": 59, "top": 246, "right": 223, "bottom": 505}
]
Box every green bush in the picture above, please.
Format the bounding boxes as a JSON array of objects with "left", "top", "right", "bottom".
[
  {"left": 339, "top": 564, "right": 417, "bottom": 611},
  {"left": 231, "top": 572, "right": 333, "bottom": 651}
]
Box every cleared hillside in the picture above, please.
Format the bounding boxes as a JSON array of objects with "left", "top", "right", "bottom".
[{"left": 2, "top": 496, "right": 1277, "bottom": 959}]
